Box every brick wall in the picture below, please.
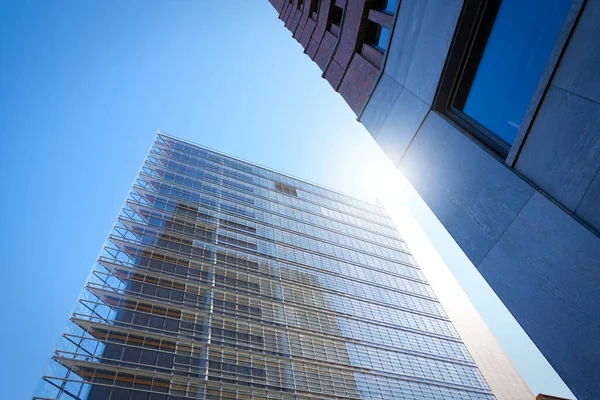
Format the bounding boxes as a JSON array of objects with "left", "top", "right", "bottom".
[{"left": 269, "top": 0, "right": 386, "bottom": 116}]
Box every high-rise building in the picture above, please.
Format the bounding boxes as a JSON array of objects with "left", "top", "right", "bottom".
[
  {"left": 268, "top": 1, "right": 600, "bottom": 398},
  {"left": 36, "top": 133, "right": 496, "bottom": 400}
]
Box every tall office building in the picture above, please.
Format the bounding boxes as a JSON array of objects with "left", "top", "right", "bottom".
[
  {"left": 268, "top": 1, "right": 600, "bottom": 398},
  {"left": 36, "top": 133, "right": 495, "bottom": 399}
]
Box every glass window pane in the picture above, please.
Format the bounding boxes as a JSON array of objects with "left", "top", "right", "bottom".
[
  {"left": 148, "top": 316, "right": 165, "bottom": 329},
  {"left": 133, "top": 312, "right": 149, "bottom": 327},
  {"left": 122, "top": 347, "right": 141, "bottom": 363},
  {"left": 164, "top": 319, "right": 179, "bottom": 332},
  {"left": 103, "top": 344, "right": 122, "bottom": 360},
  {"left": 139, "top": 349, "right": 158, "bottom": 365},
  {"left": 384, "top": 0, "right": 398, "bottom": 13},
  {"left": 462, "top": 0, "right": 571, "bottom": 144},
  {"left": 87, "top": 385, "right": 111, "bottom": 400},
  {"left": 377, "top": 26, "right": 391, "bottom": 50},
  {"left": 111, "top": 388, "right": 131, "bottom": 399},
  {"left": 130, "top": 391, "right": 150, "bottom": 400},
  {"left": 157, "top": 352, "right": 174, "bottom": 368}
]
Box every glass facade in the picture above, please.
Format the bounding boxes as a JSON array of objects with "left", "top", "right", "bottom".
[{"left": 34, "top": 133, "right": 494, "bottom": 400}]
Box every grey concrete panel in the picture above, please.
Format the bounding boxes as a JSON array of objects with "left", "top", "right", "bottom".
[
  {"left": 384, "top": 0, "right": 428, "bottom": 87},
  {"left": 478, "top": 192, "right": 600, "bottom": 400},
  {"left": 515, "top": 86, "right": 600, "bottom": 211},
  {"left": 553, "top": 0, "right": 600, "bottom": 104},
  {"left": 360, "top": 74, "right": 404, "bottom": 139},
  {"left": 403, "top": 0, "right": 463, "bottom": 105},
  {"left": 576, "top": 168, "right": 600, "bottom": 232},
  {"left": 375, "top": 88, "right": 429, "bottom": 165},
  {"left": 506, "top": 0, "right": 586, "bottom": 167},
  {"left": 400, "top": 112, "right": 535, "bottom": 265}
]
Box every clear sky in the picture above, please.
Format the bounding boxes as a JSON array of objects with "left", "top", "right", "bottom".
[{"left": 0, "top": 1, "right": 573, "bottom": 399}]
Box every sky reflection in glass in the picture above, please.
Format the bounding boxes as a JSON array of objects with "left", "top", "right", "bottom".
[{"left": 463, "top": 0, "right": 572, "bottom": 145}]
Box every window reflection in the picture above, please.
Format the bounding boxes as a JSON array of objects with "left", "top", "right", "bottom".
[
  {"left": 462, "top": 0, "right": 572, "bottom": 145},
  {"left": 383, "top": 0, "right": 398, "bottom": 14},
  {"left": 378, "top": 26, "right": 391, "bottom": 50},
  {"left": 35, "top": 134, "right": 494, "bottom": 400}
]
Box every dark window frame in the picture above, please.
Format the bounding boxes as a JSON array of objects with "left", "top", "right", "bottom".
[
  {"left": 433, "top": 0, "right": 511, "bottom": 157},
  {"left": 363, "top": 20, "right": 391, "bottom": 53},
  {"left": 308, "top": 0, "right": 319, "bottom": 17},
  {"left": 327, "top": 5, "right": 343, "bottom": 32}
]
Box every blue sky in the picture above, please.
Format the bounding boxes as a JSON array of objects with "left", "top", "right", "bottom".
[{"left": 0, "top": 1, "right": 572, "bottom": 399}]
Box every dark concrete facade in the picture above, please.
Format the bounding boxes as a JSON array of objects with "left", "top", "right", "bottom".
[{"left": 269, "top": 1, "right": 600, "bottom": 399}]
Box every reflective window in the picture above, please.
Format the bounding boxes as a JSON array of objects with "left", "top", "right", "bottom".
[
  {"left": 35, "top": 134, "right": 495, "bottom": 400},
  {"left": 383, "top": 0, "right": 398, "bottom": 14},
  {"left": 462, "top": 0, "right": 571, "bottom": 145},
  {"left": 377, "top": 26, "right": 391, "bottom": 50},
  {"left": 435, "top": 0, "right": 572, "bottom": 155},
  {"left": 366, "top": 22, "right": 391, "bottom": 51}
]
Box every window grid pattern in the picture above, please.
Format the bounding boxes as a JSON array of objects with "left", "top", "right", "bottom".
[
  {"left": 124, "top": 191, "right": 427, "bottom": 284},
  {"left": 141, "top": 160, "right": 404, "bottom": 252},
  {"left": 135, "top": 158, "right": 405, "bottom": 256},
  {"left": 137, "top": 169, "right": 418, "bottom": 269},
  {"left": 35, "top": 133, "right": 494, "bottom": 400},
  {"left": 111, "top": 217, "right": 441, "bottom": 318},
  {"left": 150, "top": 139, "right": 388, "bottom": 219},
  {"left": 149, "top": 144, "right": 398, "bottom": 235}
]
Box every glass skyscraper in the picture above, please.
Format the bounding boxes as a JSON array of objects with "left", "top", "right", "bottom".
[{"left": 35, "top": 133, "right": 494, "bottom": 400}]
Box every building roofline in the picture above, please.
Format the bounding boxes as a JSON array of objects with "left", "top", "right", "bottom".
[{"left": 155, "top": 130, "right": 388, "bottom": 213}]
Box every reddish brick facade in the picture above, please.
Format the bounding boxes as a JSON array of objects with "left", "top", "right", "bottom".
[
  {"left": 306, "top": 0, "right": 334, "bottom": 59},
  {"left": 338, "top": 52, "right": 379, "bottom": 114},
  {"left": 270, "top": 0, "right": 394, "bottom": 116},
  {"left": 268, "top": 0, "right": 286, "bottom": 13}
]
